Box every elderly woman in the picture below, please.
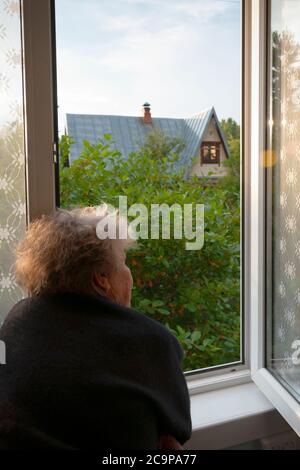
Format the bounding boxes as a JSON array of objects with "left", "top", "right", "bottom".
[{"left": 0, "top": 207, "right": 192, "bottom": 449}]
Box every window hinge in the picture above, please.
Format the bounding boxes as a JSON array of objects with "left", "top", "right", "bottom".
[{"left": 53, "top": 142, "right": 57, "bottom": 164}]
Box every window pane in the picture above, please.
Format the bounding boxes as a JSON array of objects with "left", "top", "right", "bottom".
[
  {"left": 266, "top": 0, "right": 300, "bottom": 400},
  {"left": 0, "top": 0, "right": 26, "bottom": 321},
  {"left": 202, "top": 143, "right": 220, "bottom": 163},
  {"left": 55, "top": 0, "right": 242, "bottom": 373},
  {"left": 203, "top": 145, "right": 209, "bottom": 157}
]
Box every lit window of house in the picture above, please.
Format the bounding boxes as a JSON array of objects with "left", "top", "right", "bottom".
[{"left": 201, "top": 142, "right": 221, "bottom": 164}]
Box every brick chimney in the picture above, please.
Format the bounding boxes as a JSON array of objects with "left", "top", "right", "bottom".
[{"left": 142, "top": 102, "right": 152, "bottom": 124}]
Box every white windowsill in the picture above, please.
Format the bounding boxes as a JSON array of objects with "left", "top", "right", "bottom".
[
  {"left": 184, "top": 379, "right": 291, "bottom": 449},
  {"left": 187, "top": 368, "right": 252, "bottom": 395}
]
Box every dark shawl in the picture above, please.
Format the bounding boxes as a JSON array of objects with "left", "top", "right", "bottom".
[{"left": 0, "top": 292, "right": 192, "bottom": 449}]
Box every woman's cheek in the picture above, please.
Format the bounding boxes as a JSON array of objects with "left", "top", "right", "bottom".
[{"left": 124, "top": 268, "right": 133, "bottom": 306}]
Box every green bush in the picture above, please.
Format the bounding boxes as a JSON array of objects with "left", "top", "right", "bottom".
[{"left": 59, "top": 122, "right": 240, "bottom": 371}]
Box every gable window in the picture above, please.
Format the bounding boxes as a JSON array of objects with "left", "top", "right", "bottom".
[{"left": 201, "top": 142, "right": 221, "bottom": 164}]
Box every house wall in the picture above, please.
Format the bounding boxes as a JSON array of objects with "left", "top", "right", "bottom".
[{"left": 190, "top": 118, "right": 228, "bottom": 178}]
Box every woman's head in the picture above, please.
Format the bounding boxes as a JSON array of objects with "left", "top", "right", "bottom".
[{"left": 15, "top": 206, "right": 134, "bottom": 307}]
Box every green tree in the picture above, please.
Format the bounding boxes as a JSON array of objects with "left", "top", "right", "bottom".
[
  {"left": 59, "top": 129, "right": 240, "bottom": 371},
  {"left": 220, "top": 118, "right": 240, "bottom": 196},
  {"left": 138, "top": 128, "right": 186, "bottom": 164}
]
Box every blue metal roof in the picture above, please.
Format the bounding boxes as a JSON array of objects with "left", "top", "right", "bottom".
[{"left": 66, "top": 107, "right": 229, "bottom": 171}]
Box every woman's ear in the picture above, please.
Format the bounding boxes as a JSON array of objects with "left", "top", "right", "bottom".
[{"left": 93, "top": 272, "right": 111, "bottom": 295}]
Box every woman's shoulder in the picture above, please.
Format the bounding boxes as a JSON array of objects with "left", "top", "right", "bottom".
[
  {"left": 118, "top": 302, "right": 183, "bottom": 360},
  {"left": 86, "top": 293, "right": 182, "bottom": 358},
  {"left": 1, "top": 297, "right": 31, "bottom": 325},
  {"left": 1, "top": 293, "right": 182, "bottom": 359},
  {"left": 112, "top": 298, "right": 177, "bottom": 339}
]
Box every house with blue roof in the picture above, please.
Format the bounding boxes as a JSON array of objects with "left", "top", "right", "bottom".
[{"left": 66, "top": 103, "right": 230, "bottom": 178}]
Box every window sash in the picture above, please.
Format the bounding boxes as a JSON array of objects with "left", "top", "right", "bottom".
[{"left": 250, "top": 0, "right": 300, "bottom": 437}]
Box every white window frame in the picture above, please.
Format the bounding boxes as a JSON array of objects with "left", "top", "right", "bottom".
[
  {"left": 250, "top": 0, "right": 300, "bottom": 437},
  {"left": 21, "top": 0, "right": 300, "bottom": 446}
]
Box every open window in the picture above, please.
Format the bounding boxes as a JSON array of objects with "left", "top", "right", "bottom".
[
  {"left": 3, "top": 0, "right": 300, "bottom": 445},
  {"left": 54, "top": 0, "right": 243, "bottom": 377}
]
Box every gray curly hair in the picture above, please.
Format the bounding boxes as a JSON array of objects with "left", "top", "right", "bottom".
[{"left": 14, "top": 206, "right": 135, "bottom": 296}]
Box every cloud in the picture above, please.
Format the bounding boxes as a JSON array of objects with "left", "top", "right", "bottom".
[
  {"left": 55, "top": 0, "right": 241, "bottom": 133},
  {"left": 98, "top": 23, "right": 197, "bottom": 71},
  {"left": 119, "top": 0, "right": 236, "bottom": 18},
  {"left": 96, "top": 13, "right": 145, "bottom": 33},
  {"left": 173, "top": 0, "right": 231, "bottom": 19}
]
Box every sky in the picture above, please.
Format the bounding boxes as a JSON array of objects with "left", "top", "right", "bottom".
[{"left": 55, "top": 0, "right": 241, "bottom": 135}]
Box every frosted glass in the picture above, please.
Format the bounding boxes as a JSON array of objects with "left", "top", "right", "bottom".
[
  {"left": 0, "top": 0, "right": 26, "bottom": 321},
  {"left": 267, "top": 0, "right": 300, "bottom": 401}
]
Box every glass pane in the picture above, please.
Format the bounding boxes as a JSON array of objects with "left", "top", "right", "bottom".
[
  {"left": 55, "top": 0, "right": 242, "bottom": 373},
  {"left": 203, "top": 145, "right": 209, "bottom": 157},
  {"left": 211, "top": 146, "right": 217, "bottom": 159},
  {"left": 0, "top": 0, "right": 26, "bottom": 321},
  {"left": 266, "top": 0, "right": 300, "bottom": 400}
]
